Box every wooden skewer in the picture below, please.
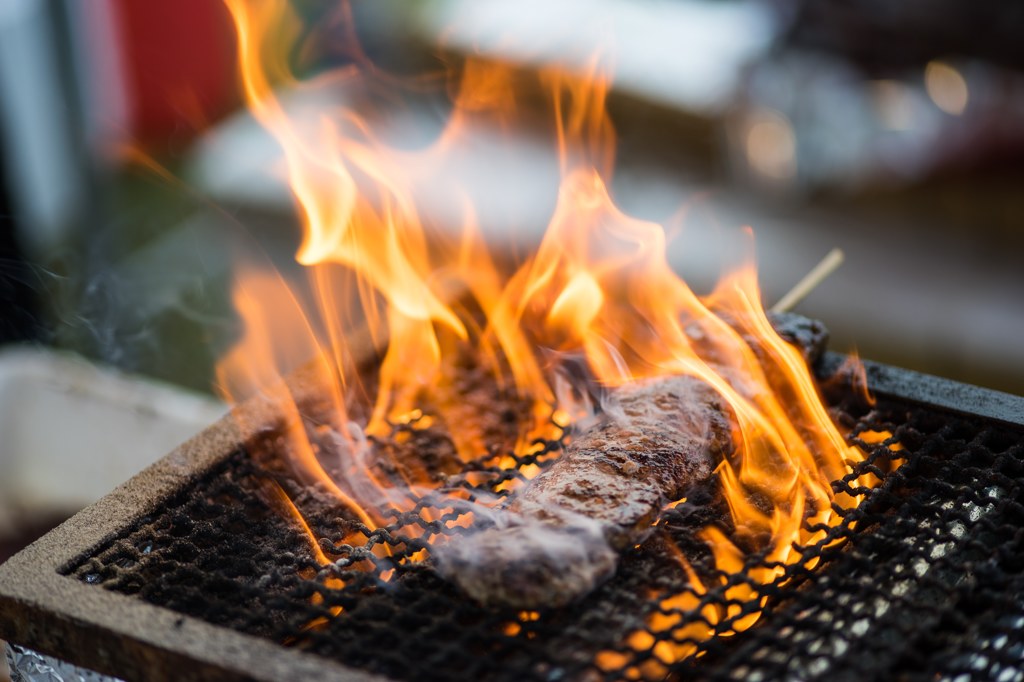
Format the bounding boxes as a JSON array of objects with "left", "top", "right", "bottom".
[{"left": 770, "top": 248, "right": 845, "bottom": 314}]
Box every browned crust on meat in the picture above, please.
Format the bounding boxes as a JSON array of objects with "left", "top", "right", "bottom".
[
  {"left": 437, "top": 375, "right": 733, "bottom": 608},
  {"left": 513, "top": 375, "right": 731, "bottom": 547}
]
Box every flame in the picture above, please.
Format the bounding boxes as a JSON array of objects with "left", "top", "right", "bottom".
[{"left": 217, "top": 0, "right": 881, "bottom": 670}]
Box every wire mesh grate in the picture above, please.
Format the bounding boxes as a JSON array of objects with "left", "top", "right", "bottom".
[{"left": 63, "top": 392, "right": 1024, "bottom": 682}]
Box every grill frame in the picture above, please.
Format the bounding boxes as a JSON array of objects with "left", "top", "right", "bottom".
[
  {"left": 0, "top": 366, "right": 388, "bottom": 682},
  {"left": 1, "top": 355, "right": 1022, "bottom": 682}
]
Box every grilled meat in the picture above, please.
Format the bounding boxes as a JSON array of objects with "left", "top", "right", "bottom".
[
  {"left": 436, "top": 313, "right": 826, "bottom": 608},
  {"left": 437, "top": 374, "right": 733, "bottom": 608}
]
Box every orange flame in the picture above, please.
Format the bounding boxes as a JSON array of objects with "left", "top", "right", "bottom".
[{"left": 218, "top": 0, "right": 879, "bottom": 668}]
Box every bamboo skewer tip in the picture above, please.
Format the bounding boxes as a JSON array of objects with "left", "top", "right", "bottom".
[{"left": 770, "top": 248, "right": 845, "bottom": 314}]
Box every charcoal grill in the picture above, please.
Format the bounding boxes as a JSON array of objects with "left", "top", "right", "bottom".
[{"left": 1, "top": 352, "right": 1023, "bottom": 681}]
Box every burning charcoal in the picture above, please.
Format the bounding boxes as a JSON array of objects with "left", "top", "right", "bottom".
[{"left": 436, "top": 375, "right": 733, "bottom": 609}]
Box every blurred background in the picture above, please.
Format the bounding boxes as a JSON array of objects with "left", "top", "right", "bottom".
[{"left": 1, "top": 0, "right": 1023, "bottom": 559}]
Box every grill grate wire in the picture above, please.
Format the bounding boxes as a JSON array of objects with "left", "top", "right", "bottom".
[{"left": 64, "top": 393, "right": 1024, "bottom": 682}]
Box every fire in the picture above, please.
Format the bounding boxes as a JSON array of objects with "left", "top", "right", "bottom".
[{"left": 216, "top": 0, "right": 879, "bottom": 670}]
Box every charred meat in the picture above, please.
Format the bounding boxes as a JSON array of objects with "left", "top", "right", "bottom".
[{"left": 437, "top": 374, "right": 733, "bottom": 608}]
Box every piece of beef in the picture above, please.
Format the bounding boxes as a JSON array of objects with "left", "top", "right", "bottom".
[
  {"left": 435, "top": 313, "right": 826, "bottom": 608},
  {"left": 436, "top": 374, "right": 733, "bottom": 608}
]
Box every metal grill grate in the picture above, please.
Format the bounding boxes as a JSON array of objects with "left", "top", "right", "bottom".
[{"left": 59, "top": 388, "right": 1024, "bottom": 682}]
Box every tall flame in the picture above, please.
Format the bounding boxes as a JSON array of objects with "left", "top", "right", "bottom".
[{"left": 218, "top": 0, "right": 876, "bottom": 669}]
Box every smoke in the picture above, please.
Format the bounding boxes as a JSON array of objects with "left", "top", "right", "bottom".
[
  {"left": 0, "top": 253, "right": 61, "bottom": 344},
  {"left": 542, "top": 347, "right": 605, "bottom": 432},
  {"left": 40, "top": 183, "right": 308, "bottom": 396},
  {"left": 45, "top": 221, "right": 237, "bottom": 393}
]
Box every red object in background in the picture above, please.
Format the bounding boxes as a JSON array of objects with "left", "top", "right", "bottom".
[{"left": 110, "top": 0, "right": 238, "bottom": 145}]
